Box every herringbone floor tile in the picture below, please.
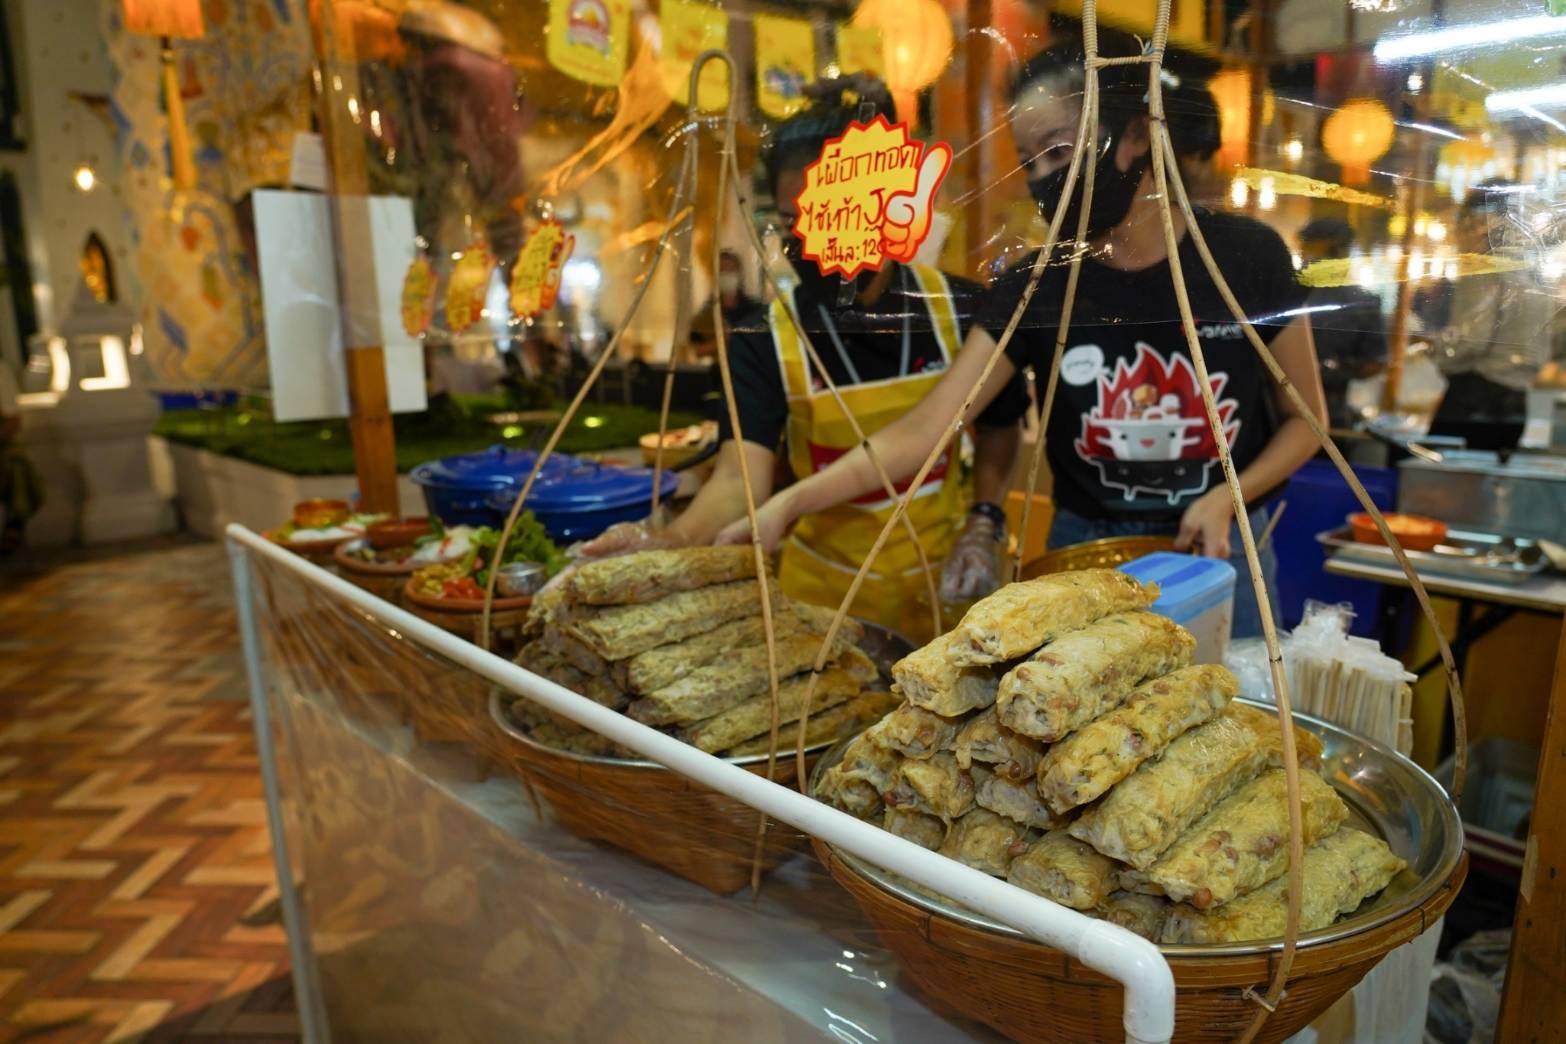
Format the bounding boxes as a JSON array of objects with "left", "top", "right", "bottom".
[{"left": 0, "top": 542, "right": 300, "bottom": 1043}]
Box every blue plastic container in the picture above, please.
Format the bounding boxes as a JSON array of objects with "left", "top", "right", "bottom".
[
  {"left": 410, "top": 446, "right": 577, "bottom": 527},
  {"left": 487, "top": 458, "right": 680, "bottom": 543},
  {"left": 1120, "top": 552, "right": 1238, "bottom": 665}
]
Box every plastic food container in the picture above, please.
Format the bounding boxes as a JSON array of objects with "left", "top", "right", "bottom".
[
  {"left": 1349, "top": 511, "right": 1448, "bottom": 553},
  {"left": 487, "top": 458, "right": 679, "bottom": 543},
  {"left": 410, "top": 446, "right": 576, "bottom": 526},
  {"left": 1119, "top": 551, "right": 1237, "bottom": 666}
]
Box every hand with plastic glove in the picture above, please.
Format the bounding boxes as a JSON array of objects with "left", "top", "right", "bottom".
[
  {"left": 537, "top": 521, "right": 681, "bottom": 599},
  {"left": 940, "top": 512, "right": 1003, "bottom": 604}
]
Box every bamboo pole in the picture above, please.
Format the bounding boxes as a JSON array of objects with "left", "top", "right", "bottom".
[{"left": 780, "top": 6, "right": 1108, "bottom": 791}]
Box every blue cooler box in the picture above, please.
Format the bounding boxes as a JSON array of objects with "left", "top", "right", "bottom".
[{"left": 1119, "top": 552, "right": 1238, "bottom": 665}]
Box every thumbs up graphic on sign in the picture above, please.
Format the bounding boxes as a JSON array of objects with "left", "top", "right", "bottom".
[{"left": 881, "top": 143, "right": 952, "bottom": 264}]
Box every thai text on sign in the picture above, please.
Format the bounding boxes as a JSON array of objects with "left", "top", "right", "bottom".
[{"left": 792, "top": 116, "right": 951, "bottom": 280}]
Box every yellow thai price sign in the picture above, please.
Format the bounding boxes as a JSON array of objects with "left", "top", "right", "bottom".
[
  {"left": 661, "top": 0, "right": 729, "bottom": 111},
  {"left": 755, "top": 13, "right": 814, "bottom": 119},
  {"left": 445, "top": 243, "right": 495, "bottom": 334},
  {"left": 510, "top": 220, "right": 576, "bottom": 319},
  {"left": 791, "top": 116, "right": 952, "bottom": 280},
  {"left": 400, "top": 255, "right": 436, "bottom": 337},
  {"left": 547, "top": 0, "right": 631, "bottom": 88}
]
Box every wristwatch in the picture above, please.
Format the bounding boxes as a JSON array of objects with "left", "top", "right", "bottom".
[{"left": 969, "top": 501, "right": 1008, "bottom": 540}]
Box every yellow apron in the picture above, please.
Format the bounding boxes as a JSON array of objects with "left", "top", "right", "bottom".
[{"left": 770, "top": 264, "right": 967, "bottom": 644}]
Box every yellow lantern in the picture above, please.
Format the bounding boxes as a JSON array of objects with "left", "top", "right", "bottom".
[
  {"left": 1322, "top": 99, "right": 1396, "bottom": 187},
  {"left": 851, "top": 0, "right": 954, "bottom": 127},
  {"left": 1208, "top": 67, "right": 1275, "bottom": 170}
]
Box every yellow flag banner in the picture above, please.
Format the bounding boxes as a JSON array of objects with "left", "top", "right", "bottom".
[
  {"left": 511, "top": 220, "right": 576, "bottom": 319},
  {"left": 835, "top": 24, "right": 883, "bottom": 79},
  {"left": 792, "top": 116, "right": 952, "bottom": 279},
  {"left": 754, "top": 13, "right": 814, "bottom": 120},
  {"left": 547, "top": 0, "right": 632, "bottom": 88},
  {"left": 661, "top": 0, "right": 729, "bottom": 111}
]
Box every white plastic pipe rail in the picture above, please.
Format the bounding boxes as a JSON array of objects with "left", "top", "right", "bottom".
[{"left": 226, "top": 524, "right": 1177, "bottom": 1044}]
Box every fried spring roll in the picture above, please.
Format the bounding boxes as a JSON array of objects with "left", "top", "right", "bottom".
[
  {"left": 565, "top": 546, "right": 757, "bottom": 606},
  {"left": 973, "top": 766, "right": 1060, "bottom": 831},
  {"left": 951, "top": 569, "right": 1158, "bottom": 666},
  {"left": 680, "top": 652, "right": 874, "bottom": 753},
  {"left": 952, "top": 707, "right": 1047, "bottom": 781},
  {"left": 997, "top": 612, "right": 1195, "bottom": 742},
  {"left": 1148, "top": 769, "right": 1349, "bottom": 909},
  {"left": 814, "top": 727, "right": 903, "bottom": 818},
  {"left": 938, "top": 808, "right": 1035, "bottom": 877},
  {"left": 1006, "top": 830, "right": 1118, "bottom": 911},
  {"left": 628, "top": 633, "right": 848, "bottom": 726},
  {"left": 891, "top": 631, "right": 1001, "bottom": 716},
  {"left": 1068, "top": 704, "right": 1322, "bottom": 870},
  {"left": 886, "top": 752, "right": 975, "bottom": 821},
  {"left": 1097, "top": 891, "right": 1172, "bottom": 942},
  {"left": 565, "top": 580, "right": 775, "bottom": 660},
  {"left": 727, "top": 689, "right": 899, "bottom": 758},
  {"left": 621, "top": 603, "right": 862, "bottom": 694},
  {"left": 1037, "top": 664, "right": 1239, "bottom": 814},
  {"left": 864, "top": 703, "right": 963, "bottom": 760},
  {"left": 1161, "top": 828, "right": 1405, "bottom": 945},
  {"left": 885, "top": 808, "right": 948, "bottom": 850}
]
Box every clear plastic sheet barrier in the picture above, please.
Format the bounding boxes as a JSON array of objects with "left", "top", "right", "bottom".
[{"left": 228, "top": 526, "right": 1174, "bottom": 1042}]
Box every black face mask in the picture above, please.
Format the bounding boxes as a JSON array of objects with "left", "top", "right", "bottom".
[{"left": 1027, "top": 135, "right": 1147, "bottom": 243}]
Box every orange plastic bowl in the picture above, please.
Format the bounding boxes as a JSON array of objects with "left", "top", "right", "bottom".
[{"left": 1348, "top": 512, "right": 1448, "bottom": 553}]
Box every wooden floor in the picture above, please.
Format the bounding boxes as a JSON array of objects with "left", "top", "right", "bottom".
[{"left": 0, "top": 540, "right": 301, "bottom": 1043}]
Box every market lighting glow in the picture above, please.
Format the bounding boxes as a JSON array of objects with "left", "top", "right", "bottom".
[
  {"left": 73, "top": 164, "right": 96, "bottom": 191},
  {"left": 1229, "top": 176, "right": 1249, "bottom": 208},
  {"left": 1406, "top": 73, "right": 1424, "bottom": 93},
  {"left": 582, "top": 415, "right": 606, "bottom": 429},
  {"left": 1284, "top": 139, "right": 1303, "bottom": 163},
  {"left": 1485, "top": 83, "right": 1566, "bottom": 115},
  {"left": 1374, "top": 16, "right": 1566, "bottom": 62},
  {"left": 1257, "top": 177, "right": 1277, "bottom": 211}
]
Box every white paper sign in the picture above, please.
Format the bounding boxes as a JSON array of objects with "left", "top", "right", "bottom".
[
  {"left": 253, "top": 190, "right": 427, "bottom": 422},
  {"left": 289, "top": 132, "right": 328, "bottom": 191}
]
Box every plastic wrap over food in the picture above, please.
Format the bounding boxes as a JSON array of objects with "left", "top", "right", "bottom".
[{"left": 241, "top": 549, "right": 1006, "bottom": 1042}]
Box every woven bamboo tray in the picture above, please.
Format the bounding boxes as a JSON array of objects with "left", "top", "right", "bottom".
[
  {"left": 1021, "top": 534, "right": 1177, "bottom": 579},
  {"left": 810, "top": 704, "right": 1467, "bottom": 1043},
  {"left": 489, "top": 690, "right": 820, "bottom": 894}
]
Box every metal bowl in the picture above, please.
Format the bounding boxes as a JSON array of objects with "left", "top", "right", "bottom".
[
  {"left": 814, "top": 699, "right": 1464, "bottom": 957},
  {"left": 496, "top": 561, "right": 550, "bottom": 598}
]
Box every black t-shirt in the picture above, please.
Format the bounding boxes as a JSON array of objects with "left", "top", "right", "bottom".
[
  {"left": 719, "top": 266, "right": 1030, "bottom": 449},
  {"left": 977, "top": 211, "right": 1308, "bottom": 520}
]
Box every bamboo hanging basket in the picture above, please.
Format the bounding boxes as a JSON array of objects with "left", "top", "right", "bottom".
[
  {"left": 488, "top": 690, "right": 821, "bottom": 894},
  {"left": 809, "top": 705, "right": 1467, "bottom": 1043}
]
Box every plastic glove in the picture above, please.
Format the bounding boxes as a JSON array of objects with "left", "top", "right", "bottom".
[
  {"left": 538, "top": 522, "right": 678, "bottom": 598},
  {"left": 940, "top": 514, "right": 1002, "bottom": 603}
]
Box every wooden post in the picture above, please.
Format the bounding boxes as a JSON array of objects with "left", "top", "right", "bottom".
[
  {"left": 311, "top": 3, "right": 400, "bottom": 514},
  {"left": 1496, "top": 618, "right": 1566, "bottom": 1040},
  {"left": 963, "top": 0, "right": 993, "bottom": 267}
]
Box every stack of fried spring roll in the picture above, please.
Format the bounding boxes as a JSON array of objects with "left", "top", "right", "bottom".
[
  {"left": 814, "top": 568, "right": 1406, "bottom": 945},
  {"left": 510, "top": 546, "right": 896, "bottom": 759}
]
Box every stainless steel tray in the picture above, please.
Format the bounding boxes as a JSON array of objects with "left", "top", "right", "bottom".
[
  {"left": 813, "top": 700, "right": 1464, "bottom": 957},
  {"left": 1317, "top": 526, "right": 1548, "bottom": 585}
]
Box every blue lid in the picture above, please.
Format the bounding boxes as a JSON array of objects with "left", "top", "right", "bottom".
[
  {"left": 487, "top": 459, "right": 680, "bottom": 513},
  {"left": 410, "top": 445, "right": 575, "bottom": 493},
  {"left": 1119, "top": 552, "right": 1237, "bottom": 620}
]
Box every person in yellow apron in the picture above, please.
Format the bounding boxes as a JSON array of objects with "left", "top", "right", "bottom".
[{"left": 580, "top": 84, "right": 1026, "bottom": 642}]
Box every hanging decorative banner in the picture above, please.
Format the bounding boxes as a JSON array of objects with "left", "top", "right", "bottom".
[
  {"left": 445, "top": 243, "right": 496, "bottom": 334},
  {"left": 754, "top": 13, "right": 814, "bottom": 120},
  {"left": 547, "top": 0, "right": 631, "bottom": 88},
  {"left": 661, "top": 0, "right": 729, "bottom": 111},
  {"left": 792, "top": 116, "right": 952, "bottom": 279},
  {"left": 400, "top": 255, "right": 437, "bottom": 337},
  {"left": 510, "top": 220, "right": 576, "bottom": 320},
  {"left": 834, "top": 24, "right": 883, "bottom": 79}
]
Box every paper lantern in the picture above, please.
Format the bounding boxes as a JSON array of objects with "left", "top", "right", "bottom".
[
  {"left": 122, "top": 0, "right": 204, "bottom": 40},
  {"left": 1208, "top": 67, "right": 1275, "bottom": 170},
  {"left": 852, "top": 0, "right": 954, "bottom": 125},
  {"left": 1322, "top": 99, "right": 1395, "bottom": 186}
]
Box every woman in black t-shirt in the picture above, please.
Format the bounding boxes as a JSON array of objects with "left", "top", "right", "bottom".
[{"left": 720, "top": 43, "right": 1327, "bottom": 638}]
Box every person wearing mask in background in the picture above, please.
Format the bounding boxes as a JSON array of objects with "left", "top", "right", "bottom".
[
  {"left": 690, "top": 250, "right": 761, "bottom": 358},
  {"left": 720, "top": 42, "right": 1327, "bottom": 639},
  {"left": 1429, "top": 180, "right": 1563, "bottom": 439},
  {"left": 1297, "top": 218, "right": 1388, "bottom": 429},
  {"left": 579, "top": 80, "right": 1028, "bottom": 641}
]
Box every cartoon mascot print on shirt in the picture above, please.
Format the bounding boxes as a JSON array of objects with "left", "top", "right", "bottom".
[{"left": 1072, "top": 342, "right": 1240, "bottom": 505}]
